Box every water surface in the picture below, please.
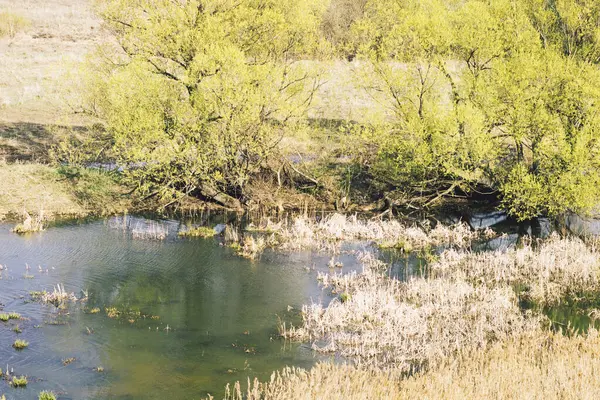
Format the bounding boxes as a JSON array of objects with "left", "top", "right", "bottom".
[{"left": 0, "top": 217, "right": 363, "bottom": 399}]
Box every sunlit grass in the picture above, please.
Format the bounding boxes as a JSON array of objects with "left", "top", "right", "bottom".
[
  {"left": 13, "top": 339, "right": 29, "bottom": 350},
  {"left": 10, "top": 376, "right": 27, "bottom": 387}
]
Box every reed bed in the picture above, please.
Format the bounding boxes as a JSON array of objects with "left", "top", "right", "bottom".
[
  {"left": 255, "top": 213, "right": 477, "bottom": 253},
  {"left": 431, "top": 234, "right": 600, "bottom": 305},
  {"left": 216, "top": 363, "right": 402, "bottom": 400},
  {"left": 31, "top": 284, "right": 77, "bottom": 307},
  {"left": 281, "top": 265, "right": 539, "bottom": 370},
  {"left": 214, "top": 329, "right": 600, "bottom": 400}
]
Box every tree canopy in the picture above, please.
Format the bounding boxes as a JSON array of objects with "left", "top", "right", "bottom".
[
  {"left": 90, "top": 0, "right": 327, "bottom": 207},
  {"left": 85, "top": 0, "right": 600, "bottom": 218},
  {"left": 350, "top": 0, "right": 600, "bottom": 219}
]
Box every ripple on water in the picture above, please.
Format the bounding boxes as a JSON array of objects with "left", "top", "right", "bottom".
[{"left": 0, "top": 219, "right": 335, "bottom": 399}]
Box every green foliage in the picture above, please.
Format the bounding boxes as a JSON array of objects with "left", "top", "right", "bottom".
[
  {"left": 0, "top": 314, "right": 8, "bottom": 322},
  {"left": 523, "top": 0, "right": 600, "bottom": 63},
  {"left": 0, "top": 11, "right": 29, "bottom": 38},
  {"left": 89, "top": 0, "right": 328, "bottom": 206},
  {"left": 349, "top": 0, "right": 600, "bottom": 219}
]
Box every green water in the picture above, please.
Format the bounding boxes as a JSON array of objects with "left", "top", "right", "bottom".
[{"left": 0, "top": 216, "right": 367, "bottom": 399}]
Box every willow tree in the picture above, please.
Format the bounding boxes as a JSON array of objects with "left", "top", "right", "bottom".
[
  {"left": 349, "top": 0, "right": 600, "bottom": 219},
  {"left": 90, "top": 0, "right": 326, "bottom": 208}
]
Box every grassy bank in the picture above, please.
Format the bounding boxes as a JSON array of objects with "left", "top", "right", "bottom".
[{"left": 0, "top": 163, "right": 130, "bottom": 221}]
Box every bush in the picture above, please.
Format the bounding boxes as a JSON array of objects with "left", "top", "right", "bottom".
[{"left": 89, "top": 0, "right": 328, "bottom": 208}]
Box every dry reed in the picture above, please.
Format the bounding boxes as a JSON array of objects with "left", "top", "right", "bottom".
[
  {"left": 431, "top": 233, "right": 600, "bottom": 305},
  {"left": 281, "top": 260, "right": 539, "bottom": 370},
  {"left": 212, "top": 328, "right": 600, "bottom": 400},
  {"left": 252, "top": 213, "right": 477, "bottom": 254}
]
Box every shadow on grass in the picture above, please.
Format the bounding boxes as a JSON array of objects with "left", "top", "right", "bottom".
[{"left": 0, "top": 121, "right": 89, "bottom": 162}]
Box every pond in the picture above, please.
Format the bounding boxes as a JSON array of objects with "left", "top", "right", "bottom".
[
  {"left": 0, "top": 213, "right": 588, "bottom": 399},
  {"left": 0, "top": 216, "right": 377, "bottom": 399}
]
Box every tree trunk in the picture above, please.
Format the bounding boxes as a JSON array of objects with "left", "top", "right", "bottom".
[{"left": 199, "top": 184, "right": 243, "bottom": 210}]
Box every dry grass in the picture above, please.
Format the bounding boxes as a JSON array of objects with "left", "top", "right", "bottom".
[
  {"left": 12, "top": 209, "right": 45, "bottom": 233},
  {"left": 281, "top": 261, "right": 539, "bottom": 370},
  {"left": 0, "top": 11, "right": 29, "bottom": 38},
  {"left": 217, "top": 363, "right": 402, "bottom": 400},
  {"left": 0, "top": 162, "right": 128, "bottom": 220},
  {"left": 397, "top": 329, "right": 600, "bottom": 399},
  {"left": 431, "top": 234, "right": 600, "bottom": 305},
  {"left": 0, "top": 0, "right": 106, "bottom": 116},
  {"left": 214, "top": 329, "right": 600, "bottom": 400}
]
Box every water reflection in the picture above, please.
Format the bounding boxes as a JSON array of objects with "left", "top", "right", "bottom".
[{"left": 0, "top": 219, "right": 339, "bottom": 399}]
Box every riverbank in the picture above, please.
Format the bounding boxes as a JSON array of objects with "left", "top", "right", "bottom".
[{"left": 0, "top": 163, "right": 130, "bottom": 221}]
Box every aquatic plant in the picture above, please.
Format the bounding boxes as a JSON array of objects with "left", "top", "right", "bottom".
[
  {"left": 62, "top": 357, "right": 75, "bottom": 366},
  {"left": 29, "top": 290, "right": 47, "bottom": 300},
  {"left": 105, "top": 307, "right": 120, "bottom": 319},
  {"left": 8, "top": 312, "right": 20, "bottom": 320},
  {"left": 89, "top": 307, "right": 100, "bottom": 314},
  {"left": 10, "top": 376, "right": 27, "bottom": 387},
  {"left": 237, "top": 236, "right": 268, "bottom": 260},
  {"left": 38, "top": 392, "right": 57, "bottom": 400},
  {"left": 38, "top": 284, "right": 77, "bottom": 307},
  {"left": 281, "top": 265, "right": 539, "bottom": 370},
  {"left": 178, "top": 226, "right": 217, "bottom": 238},
  {"left": 13, "top": 325, "right": 21, "bottom": 334},
  {"left": 12, "top": 210, "right": 44, "bottom": 234},
  {"left": 13, "top": 339, "right": 29, "bottom": 350},
  {"left": 0, "top": 314, "right": 8, "bottom": 322},
  {"left": 215, "top": 328, "right": 600, "bottom": 400},
  {"left": 430, "top": 234, "right": 600, "bottom": 306},
  {"left": 131, "top": 221, "right": 168, "bottom": 240},
  {"left": 268, "top": 214, "right": 477, "bottom": 253}
]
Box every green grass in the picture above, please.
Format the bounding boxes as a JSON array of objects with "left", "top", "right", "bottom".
[
  {"left": 13, "top": 339, "right": 29, "bottom": 350},
  {"left": 38, "top": 392, "right": 57, "bottom": 400},
  {"left": 10, "top": 376, "right": 27, "bottom": 387},
  {"left": 57, "top": 165, "right": 131, "bottom": 215},
  {"left": 8, "top": 312, "right": 21, "bottom": 320},
  {"left": 178, "top": 226, "right": 217, "bottom": 238},
  {"left": 0, "top": 314, "right": 9, "bottom": 322}
]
